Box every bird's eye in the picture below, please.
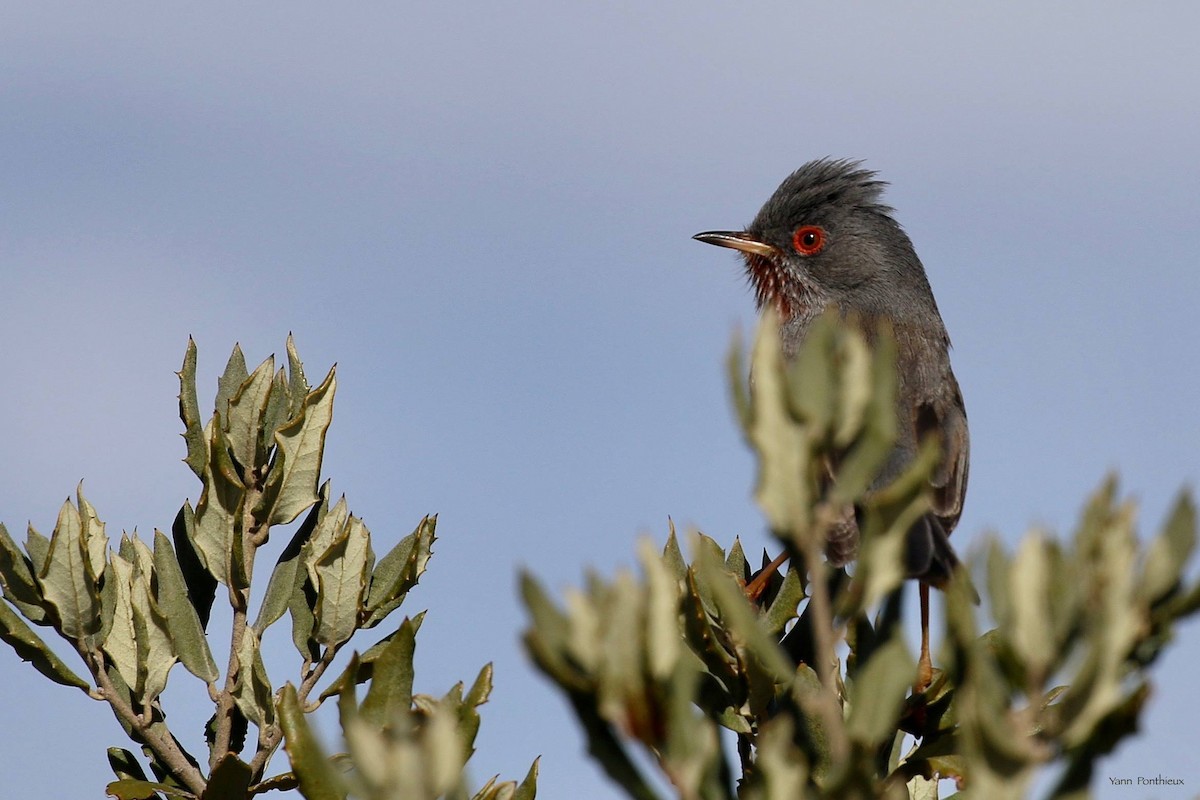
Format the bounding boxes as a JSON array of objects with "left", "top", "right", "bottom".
[{"left": 792, "top": 225, "right": 826, "bottom": 256}]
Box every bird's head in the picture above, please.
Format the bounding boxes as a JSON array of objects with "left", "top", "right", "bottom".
[{"left": 695, "top": 159, "right": 934, "bottom": 323}]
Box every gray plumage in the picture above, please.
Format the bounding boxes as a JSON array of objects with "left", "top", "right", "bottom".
[{"left": 695, "top": 158, "right": 969, "bottom": 586}]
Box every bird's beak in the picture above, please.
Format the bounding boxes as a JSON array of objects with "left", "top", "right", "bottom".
[{"left": 692, "top": 230, "right": 781, "bottom": 259}]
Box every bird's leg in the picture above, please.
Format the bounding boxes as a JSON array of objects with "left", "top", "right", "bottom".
[
  {"left": 916, "top": 582, "right": 933, "bottom": 694},
  {"left": 745, "top": 549, "right": 790, "bottom": 603}
]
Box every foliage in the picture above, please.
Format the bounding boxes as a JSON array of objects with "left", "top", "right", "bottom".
[
  {"left": 521, "top": 312, "right": 1200, "bottom": 799},
  {"left": 0, "top": 337, "right": 535, "bottom": 800}
]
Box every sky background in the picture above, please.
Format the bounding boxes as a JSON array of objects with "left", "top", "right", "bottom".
[{"left": 2, "top": 3, "right": 1198, "bottom": 798}]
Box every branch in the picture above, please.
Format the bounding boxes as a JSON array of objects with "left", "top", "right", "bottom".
[{"left": 82, "top": 640, "right": 207, "bottom": 795}]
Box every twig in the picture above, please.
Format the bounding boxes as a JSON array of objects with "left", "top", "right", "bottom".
[
  {"left": 800, "top": 529, "right": 849, "bottom": 767},
  {"left": 82, "top": 641, "right": 207, "bottom": 795}
]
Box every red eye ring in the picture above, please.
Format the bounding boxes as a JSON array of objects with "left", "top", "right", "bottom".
[{"left": 792, "top": 225, "right": 826, "bottom": 256}]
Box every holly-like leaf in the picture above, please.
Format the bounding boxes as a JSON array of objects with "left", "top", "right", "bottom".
[
  {"left": 225, "top": 355, "right": 276, "bottom": 474},
  {"left": 358, "top": 617, "right": 417, "bottom": 728},
  {"left": 252, "top": 486, "right": 327, "bottom": 634},
  {"left": 232, "top": 631, "right": 274, "bottom": 727},
  {"left": 0, "top": 522, "right": 47, "bottom": 623},
  {"left": 171, "top": 502, "right": 216, "bottom": 630},
  {"left": 153, "top": 531, "right": 218, "bottom": 683},
  {"left": 314, "top": 516, "right": 372, "bottom": 648},
  {"left": 192, "top": 417, "right": 246, "bottom": 587},
  {"left": 0, "top": 596, "right": 90, "bottom": 691},
  {"left": 279, "top": 683, "right": 347, "bottom": 800},
  {"left": 102, "top": 555, "right": 140, "bottom": 698},
  {"left": 39, "top": 497, "right": 101, "bottom": 639},
  {"left": 258, "top": 368, "right": 336, "bottom": 527},
  {"left": 178, "top": 337, "right": 208, "bottom": 480},
  {"left": 363, "top": 515, "right": 435, "bottom": 628}
]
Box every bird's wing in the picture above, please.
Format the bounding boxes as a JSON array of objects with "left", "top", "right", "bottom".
[{"left": 915, "top": 374, "right": 970, "bottom": 537}]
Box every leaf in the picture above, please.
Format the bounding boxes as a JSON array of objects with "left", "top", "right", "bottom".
[
  {"left": 285, "top": 333, "right": 310, "bottom": 418},
  {"left": 363, "top": 515, "right": 436, "bottom": 628},
  {"left": 232, "top": 630, "right": 275, "bottom": 727},
  {"left": 0, "top": 522, "right": 47, "bottom": 623},
  {"left": 512, "top": 758, "right": 539, "bottom": 800},
  {"left": 1140, "top": 491, "right": 1197, "bottom": 604},
  {"left": 225, "top": 355, "right": 276, "bottom": 474},
  {"left": 171, "top": 502, "right": 217, "bottom": 630},
  {"left": 845, "top": 635, "right": 916, "bottom": 745},
  {"left": 1009, "top": 534, "right": 1054, "bottom": 683},
  {"left": 261, "top": 368, "right": 292, "bottom": 449},
  {"left": 76, "top": 483, "right": 109, "bottom": 582},
  {"left": 215, "top": 344, "right": 249, "bottom": 423},
  {"left": 279, "top": 683, "right": 347, "bottom": 800},
  {"left": 108, "top": 747, "right": 149, "bottom": 782},
  {"left": 0, "top": 596, "right": 91, "bottom": 691},
  {"left": 178, "top": 337, "right": 208, "bottom": 480},
  {"left": 25, "top": 524, "right": 50, "bottom": 576},
  {"left": 153, "top": 531, "right": 218, "bottom": 683},
  {"left": 259, "top": 367, "right": 337, "bottom": 527},
  {"left": 358, "top": 618, "right": 417, "bottom": 728},
  {"left": 314, "top": 516, "right": 372, "bottom": 647},
  {"left": 192, "top": 416, "right": 247, "bottom": 587},
  {"left": 102, "top": 555, "right": 140, "bottom": 691},
  {"left": 201, "top": 754, "right": 252, "bottom": 800},
  {"left": 317, "top": 614, "right": 425, "bottom": 701},
  {"left": 130, "top": 550, "right": 179, "bottom": 704},
  {"left": 745, "top": 309, "right": 815, "bottom": 542},
  {"left": 40, "top": 497, "right": 101, "bottom": 639},
  {"left": 762, "top": 567, "right": 806, "bottom": 639},
  {"left": 252, "top": 487, "right": 327, "bottom": 634},
  {"left": 105, "top": 778, "right": 194, "bottom": 800}
]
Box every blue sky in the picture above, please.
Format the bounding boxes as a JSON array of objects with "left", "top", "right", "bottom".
[{"left": 2, "top": 3, "right": 1198, "bottom": 797}]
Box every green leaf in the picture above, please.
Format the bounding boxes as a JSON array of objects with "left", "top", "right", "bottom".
[
  {"left": 192, "top": 416, "right": 247, "bottom": 587},
  {"left": 0, "top": 522, "right": 47, "bottom": 623},
  {"left": 0, "top": 596, "right": 91, "bottom": 690},
  {"left": 232, "top": 630, "right": 275, "bottom": 727},
  {"left": 25, "top": 524, "right": 50, "bottom": 577},
  {"left": 76, "top": 484, "right": 109, "bottom": 583},
  {"left": 318, "top": 613, "right": 425, "bottom": 701},
  {"left": 363, "top": 514, "right": 435, "bottom": 628},
  {"left": 201, "top": 753, "right": 252, "bottom": 800},
  {"left": 153, "top": 531, "right": 218, "bottom": 683},
  {"left": 178, "top": 337, "right": 208, "bottom": 480},
  {"left": 171, "top": 502, "right": 216, "bottom": 630},
  {"left": 745, "top": 309, "right": 815, "bottom": 542},
  {"left": 259, "top": 367, "right": 337, "bottom": 527},
  {"left": 261, "top": 368, "right": 292, "bottom": 449},
  {"left": 215, "top": 344, "right": 249, "bottom": 423},
  {"left": 285, "top": 333, "right": 310, "bottom": 419},
  {"left": 225, "top": 355, "right": 276, "bottom": 473},
  {"left": 40, "top": 497, "right": 101, "bottom": 639},
  {"left": 845, "top": 635, "right": 915, "bottom": 745},
  {"left": 358, "top": 618, "right": 417, "bottom": 728},
  {"left": 1141, "top": 491, "right": 1197, "bottom": 604},
  {"left": 103, "top": 555, "right": 140, "bottom": 691},
  {"left": 762, "top": 567, "right": 805, "bottom": 639},
  {"left": 105, "top": 778, "right": 194, "bottom": 800},
  {"left": 314, "top": 516, "right": 372, "bottom": 647},
  {"left": 1009, "top": 534, "right": 1054, "bottom": 683},
  {"left": 279, "top": 683, "right": 347, "bottom": 800},
  {"left": 108, "top": 747, "right": 149, "bottom": 783},
  {"left": 511, "top": 757, "right": 539, "bottom": 800},
  {"left": 130, "top": 547, "right": 178, "bottom": 704},
  {"left": 253, "top": 486, "right": 327, "bottom": 634}
]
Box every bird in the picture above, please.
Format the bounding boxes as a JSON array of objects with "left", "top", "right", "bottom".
[{"left": 693, "top": 158, "right": 970, "bottom": 690}]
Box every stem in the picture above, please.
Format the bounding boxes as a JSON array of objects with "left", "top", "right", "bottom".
[
  {"left": 247, "top": 645, "right": 338, "bottom": 783},
  {"left": 212, "top": 479, "right": 267, "bottom": 770},
  {"left": 800, "top": 532, "right": 849, "bottom": 767},
  {"left": 82, "top": 642, "right": 207, "bottom": 795}
]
